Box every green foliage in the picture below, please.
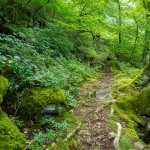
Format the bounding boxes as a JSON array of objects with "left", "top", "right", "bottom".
[
  {"left": 30, "top": 112, "right": 80, "bottom": 149},
  {"left": 65, "top": 91, "right": 77, "bottom": 107},
  {"left": 31, "top": 130, "right": 56, "bottom": 150},
  {"left": 11, "top": 117, "right": 25, "bottom": 129},
  {"left": 135, "top": 74, "right": 149, "bottom": 87},
  {"left": 41, "top": 118, "right": 68, "bottom": 130},
  {"left": 78, "top": 46, "right": 99, "bottom": 59},
  {"left": 111, "top": 62, "right": 141, "bottom": 94},
  {"left": 0, "top": 26, "right": 99, "bottom": 116}
]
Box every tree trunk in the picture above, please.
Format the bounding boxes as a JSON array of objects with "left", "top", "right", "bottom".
[
  {"left": 116, "top": 0, "right": 122, "bottom": 46},
  {"left": 130, "top": 16, "right": 139, "bottom": 62}
]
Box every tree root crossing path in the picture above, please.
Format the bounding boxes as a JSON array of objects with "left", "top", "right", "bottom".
[{"left": 73, "top": 74, "right": 118, "bottom": 150}]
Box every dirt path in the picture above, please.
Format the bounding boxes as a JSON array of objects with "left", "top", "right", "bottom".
[{"left": 73, "top": 73, "right": 115, "bottom": 150}]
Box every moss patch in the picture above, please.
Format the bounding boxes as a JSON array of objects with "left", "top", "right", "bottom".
[
  {"left": 21, "top": 88, "right": 66, "bottom": 116},
  {"left": 0, "top": 76, "right": 8, "bottom": 104},
  {"left": 0, "top": 112, "right": 25, "bottom": 150},
  {"left": 115, "top": 87, "right": 150, "bottom": 116},
  {"left": 0, "top": 76, "right": 25, "bottom": 149},
  {"left": 111, "top": 73, "right": 150, "bottom": 145}
]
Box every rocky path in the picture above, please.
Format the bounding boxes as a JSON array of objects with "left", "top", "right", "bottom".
[{"left": 73, "top": 74, "right": 116, "bottom": 150}]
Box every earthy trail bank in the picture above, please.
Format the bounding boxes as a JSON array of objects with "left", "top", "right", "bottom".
[{"left": 73, "top": 74, "right": 116, "bottom": 150}]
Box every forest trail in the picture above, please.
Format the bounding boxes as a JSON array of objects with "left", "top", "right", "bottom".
[{"left": 73, "top": 73, "right": 116, "bottom": 150}]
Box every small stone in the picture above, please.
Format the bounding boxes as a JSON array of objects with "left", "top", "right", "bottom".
[
  {"left": 134, "top": 142, "right": 144, "bottom": 150},
  {"left": 86, "top": 138, "right": 93, "bottom": 144},
  {"left": 108, "top": 132, "right": 116, "bottom": 139},
  {"left": 78, "top": 130, "right": 91, "bottom": 136},
  {"left": 110, "top": 108, "right": 114, "bottom": 114},
  {"left": 97, "top": 135, "right": 104, "bottom": 140},
  {"left": 92, "top": 128, "right": 101, "bottom": 135}
]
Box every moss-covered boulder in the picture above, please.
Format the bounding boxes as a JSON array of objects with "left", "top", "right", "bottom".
[
  {"left": 0, "top": 76, "right": 25, "bottom": 149},
  {"left": 0, "top": 76, "right": 8, "bottom": 104},
  {"left": 21, "top": 88, "right": 67, "bottom": 116},
  {"left": 132, "top": 87, "right": 150, "bottom": 115},
  {"left": 0, "top": 112, "right": 25, "bottom": 150}
]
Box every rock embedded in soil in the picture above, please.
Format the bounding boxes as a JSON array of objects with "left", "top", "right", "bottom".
[
  {"left": 78, "top": 130, "right": 92, "bottom": 136},
  {"left": 42, "top": 104, "right": 67, "bottom": 115},
  {"left": 108, "top": 131, "right": 116, "bottom": 139},
  {"left": 134, "top": 142, "right": 144, "bottom": 150}
]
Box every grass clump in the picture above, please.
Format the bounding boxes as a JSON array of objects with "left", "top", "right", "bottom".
[{"left": 119, "top": 136, "right": 134, "bottom": 150}]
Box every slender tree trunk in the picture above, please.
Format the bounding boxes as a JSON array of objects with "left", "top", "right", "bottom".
[
  {"left": 130, "top": 16, "right": 139, "bottom": 62},
  {"left": 141, "top": 27, "right": 149, "bottom": 65},
  {"left": 116, "top": 0, "right": 122, "bottom": 46}
]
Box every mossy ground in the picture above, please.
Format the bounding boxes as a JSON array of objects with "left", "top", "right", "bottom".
[{"left": 110, "top": 65, "right": 150, "bottom": 149}]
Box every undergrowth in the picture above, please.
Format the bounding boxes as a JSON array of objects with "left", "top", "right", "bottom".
[
  {"left": 0, "top": 25, "right": 101, "bottom": 149},
  {"left": 26, "top": 111, "right": 81, "bottom": 150},
  {"left": 0, "top": 27, "right": 100, "bottom": 113}
]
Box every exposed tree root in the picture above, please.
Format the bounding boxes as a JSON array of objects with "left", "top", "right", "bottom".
[{"left": 114, "top": 122, "right": 122, "bottom": 150}]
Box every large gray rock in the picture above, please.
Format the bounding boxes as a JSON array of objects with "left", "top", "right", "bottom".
[{"left": 41, "top": 104, "right": 67, "bottom": 115}]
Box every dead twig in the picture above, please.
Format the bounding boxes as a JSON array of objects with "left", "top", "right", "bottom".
[
  {"left": 63, "top": 123, "right": 81, "bottom": 142},
  {"left": 24, "top": 139, "right": 34, "bottom": 150}
]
